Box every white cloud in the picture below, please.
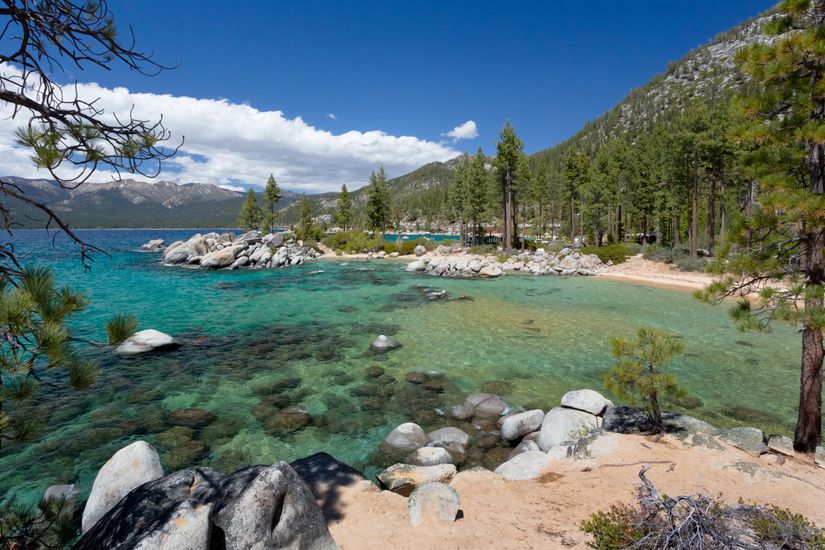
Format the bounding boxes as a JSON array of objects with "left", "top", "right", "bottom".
[
  {"left": 443, "top": 120, "right": 478, "bottom": 141},
  {"left": 0, "top": 65, "right": 459, "bottom": 192},
  {"left": 326, "top": 113, "right": 337, "bottom": 120}
]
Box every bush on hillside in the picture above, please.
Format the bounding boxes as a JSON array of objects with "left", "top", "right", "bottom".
[
  {"left": 581, "top": 244, "right": 629, "bottom": 265},
  {"left": 322, "top": 230, "right": 383, "bottom": 253},
  {"left": 643, "top": 244, "right": 708, "bottom": 272},
  {"left": 623, "top": 242, "right": 642, "bottom": 255}
]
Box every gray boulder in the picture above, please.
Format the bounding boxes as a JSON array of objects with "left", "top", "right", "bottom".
[
  {"left": 140, "top": 239, "right": 164, "bottom": 252},
  {"left": 75, "top": 462, "right": 338, "bottom": 550},
  {"left": 538, "top": 407, "right": 598, "bottom": 451},
  {"left": 81, "top": 441, "right": 164, "bottom": 532},
  {"left": 501, "top": 409, "right": 545, "bottom": 441},
  {"left": 427, "top": 427, "right": 470, "bottom": 447},
  {"left": 414, "top": 245, "right": 427, "bottom": 256},
  {"left": 115, "top": 329, "right": 181, "bottom": 356},
  {"left": 720, "top": 427, "right": 768, "bottom": 457},
  {"left": 767, "top": 434, "right": 794, "bottom": 457},
  {"left": 405, "top": 260, "right": 427, "bottom": 272},
  {"left": 464, "top": 393, "right": 508, "bottom": 417},
  {"left": 200, "top": 247, "right": 238, "bottom": 268},
  {"left": 408, "top": 483, "right": 460, "bottom": 527},
  {"left": 560, "top": 389, "right": 612, "bottom": 416},
  {"left": 406, "top": 446, "right": 453, "bottom": 466},
  {"left": 377, "top": 463, "right": 456, "bottom": 496},
  {"left": 449, "top": 404, "right": 473, "bottom": 420},
  {"left": 479, "top": 266, "right": 502, "bottom": 278},
  {"left": 494, "top": 451, "right": 554, "bottom": 481},
  {"left": 507, "top": 439, "right": 540, "bottom": 460},
  {"left": 816, "top": 446, "right": 825, "bottom": 469},
  {"left": 381, "top": 422, "right": 428, "bottom": 454}
]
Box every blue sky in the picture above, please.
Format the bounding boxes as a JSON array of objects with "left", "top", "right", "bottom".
[{"left": 1, "top": 1, "right": 776, "bottom": 191}]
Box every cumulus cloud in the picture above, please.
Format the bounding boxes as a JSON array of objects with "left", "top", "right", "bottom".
[
  {"left": 0, "top": 66, "right": 459, "bottom": 192},
  {"left": 443, "top": 120, "right": 478, "bottom": 141},
  {"left": 326, "top": 113, "right": 337, "bottom": 120}
]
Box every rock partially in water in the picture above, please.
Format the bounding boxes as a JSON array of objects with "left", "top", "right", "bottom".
[
  {"left": 408, "top": 482, "right": 461, "bottom": 527},
  {"left": 501, "top": 410, "right": 545, "bottom": 441},
  {"left": 81, "top": 441, "right": 164, "bottom": 533},
  {"left": 720, "top": 427, "right": 767, "bottom": 457},
  {"left": 427, "top": 427, "right": 471, "bottom": 447},
  {"left": 377, "top": 463, "right": 457, "bottom": 496},
  {"left": 464, "top": 393, "right": 508, "bottom": 417},
  {"left": 406, "top": 446, "right": 453, "bottom": 466},
  {"left": 370, "top": 334, "right": 400, "bottom": 352},
  {"left": 115, "top": 329, "right": 181, "bottom": 356},
  {"left": 507, "top": 439, "right": 540, "bottom": 460},
  {"left": 381, "top": 422, "right": 428, "bottom": 455},
  {"left": 560, "top": 389, "right": 612, "bottom": 416}
]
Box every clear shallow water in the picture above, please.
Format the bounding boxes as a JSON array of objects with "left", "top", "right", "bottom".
[{"left": 0, "top": 230, "right": 802, "bottom": 504}]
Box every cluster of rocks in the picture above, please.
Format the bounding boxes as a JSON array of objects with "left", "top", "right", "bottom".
[
  {"left": 141, "top": 230, "right": 321, "bottom": 270},
  {"left": 74, "top": 441, "right": 339, "bottom": 549},
  {"left": 405, "top": 245, "right": 606, "bottom": 278}
]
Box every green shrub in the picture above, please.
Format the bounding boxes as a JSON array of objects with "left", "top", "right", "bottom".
[
  {"left": 749, "top": 505, "right": 825, "bottom": 548},
  {"left": 623, "top": 242, "right": 642, "bottom": 255},
  {"left": 469, "top": 244, "right": 498, "bottom": 255},
  {"left": 581, "top": 244, "right": 629, "bottom": 265},
  {"left": 674, "top": 255, "right": 708, "bottom": 272},
  {"left": 384, "top": 238, "right": 436, "bottom": 255},
  {"left": 544, "top": 242, "right": 566, "bottom": 253},
  {"left": 580, "top": 504, "right": 645, "bottom": 550},
  {"left": 322, "top": 230, "right": 383, "bottom": 253}
]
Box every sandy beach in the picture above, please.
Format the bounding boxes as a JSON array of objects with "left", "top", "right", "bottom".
[
  {"left": 325, "top": 433, "right": 825, "bottom": 550},
  {"left": 598, "top": 254, "right": 714, "bottom": 292}
]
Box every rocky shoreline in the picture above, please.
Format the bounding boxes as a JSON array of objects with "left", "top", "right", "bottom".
[
  {"left": 141, "top": 230, "right": 321, "bottom": 270},
  {"left": 404, "top": 244, "right": 607, "bottom": 278},
  {"left": 53, "top": 385, "right": 825, "bottom": 549}
]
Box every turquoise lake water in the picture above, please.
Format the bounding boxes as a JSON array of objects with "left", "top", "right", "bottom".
[{"left": 0, "top": 230, "right": 803, "bottom": 504}]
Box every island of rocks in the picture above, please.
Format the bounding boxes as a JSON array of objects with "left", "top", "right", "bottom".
[
  {"left": 404, "top": 244, "right": 607, "bottom": 278},
  {"left": 141, "top": 230, "right": 321, "bottom": 270}
]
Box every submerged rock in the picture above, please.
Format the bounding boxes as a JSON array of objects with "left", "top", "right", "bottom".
[
  {"left": 427, "top": 427, "right": 470, "bottom": 447},
  {"left": 115, "top": 329, "right": 181, "bottom": 356},
  {"left": 408, "top": 482, "right": 461, "bottom": 527},
  {"left": 81, "top": 441, "right": 164, "bottom": 533}
]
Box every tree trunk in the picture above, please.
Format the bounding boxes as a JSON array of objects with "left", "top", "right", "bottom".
[
  {"left": 654, "top": 215, "right": 661, "bottom": 245},
  {"left": 689, "top": 149, "right": 699, "bottom": 258},
  {"left": 580, "top": 198, "right": 585, "bottom": 245},
  {"left": 719, "top": 177, "right": 726, "bottom": 239},
  {"left": 504, "top": 170, "right": 513, "bottom": 253},
  {"left": 570, "top": 195, "right": 575, "bottom": 243},
  {"left": 617, "top": 204, "right": 623, "bottom": 242},
  {"left": 706, "top": 176, "right": 717, "bottom": 256}
]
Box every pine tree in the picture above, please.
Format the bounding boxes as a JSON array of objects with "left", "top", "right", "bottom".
[
  {"left": 261, "top": 174, "right": 282, "bottom": 233},
  {"left": 700, "top": 0, "right": 825, "bottom": 452},
  {"left": 495, "top": 121, "right": 525, "bottom": 252},
  {"left": 237, "top": 189, "right": 262, "bottom": 231},
  {"left": 466, "top": 148, "right": 490, "bottom": 244},
  {"left": 605, "top": 327, "right": 685, "bottom": 434},
  {"left": 448, "top": 154, "right": 471, "bottom": 243},
  {"left": 296, "top": 194, "right": 315, "bottom": 242},
  {"left": 335, "top": 184, "right": 353, "bottom": 231},
  {"left": 563, "top": 152, "right": 589, "bottom": 243},
  {"left": 366, "top": 166, "right": 391, "bottom": 236}
]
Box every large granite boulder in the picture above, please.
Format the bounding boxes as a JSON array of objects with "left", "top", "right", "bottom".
[
  {"left": 408, "top": 482, "right": 460, "bottom": 527},
  {"left": 81, "top": 441, "right": 164, "bottom": 533},
  {"left": 720, "top": 427, "right": 768, "bottom": 457},
  {"left": 538, "top": 407, "right": 598, "bottom": 452},
  {"left": 75, "top": 462, "right": 338, "bottom": 550},
  {"left": 414, "top": 245, "right": 427, "bottom": 257},
  {"left": 377, "top": 463, "right": 456, "bottom": 496},
  {"left": 405, "top": 260, "right": 427, "bottom": 272},
  {"left": 816, "top": 446, "right": 825, "bottom": 469},
  {"left": 560, "top": 389, "right": 612, "bottom": 416},
  {"left": 163, "top": 236, "right": 207, "bottom": 264},
  {"left": 501, "top": 410, "right": 545, "bottom": 441},
  {"left": 115, "top": 329, "right": 181, "bottom": 356},
  {"left": 200, "top": 247, "right": 238, "bottom": 268},
  {"left": 767, "top": 434, "right": 794, "bottom": 457}
]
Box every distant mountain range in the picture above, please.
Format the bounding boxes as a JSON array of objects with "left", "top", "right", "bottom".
[{"left": 4, "top": 177, "right": 301, "bottom": 228}]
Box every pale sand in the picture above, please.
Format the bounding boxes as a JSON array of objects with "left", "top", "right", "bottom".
[
  {"left": 324, "top": 433, "right": 825, "bottom": 550},
  {"left": 598, "top": 254, "right": 714, "bottom": 292}
]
